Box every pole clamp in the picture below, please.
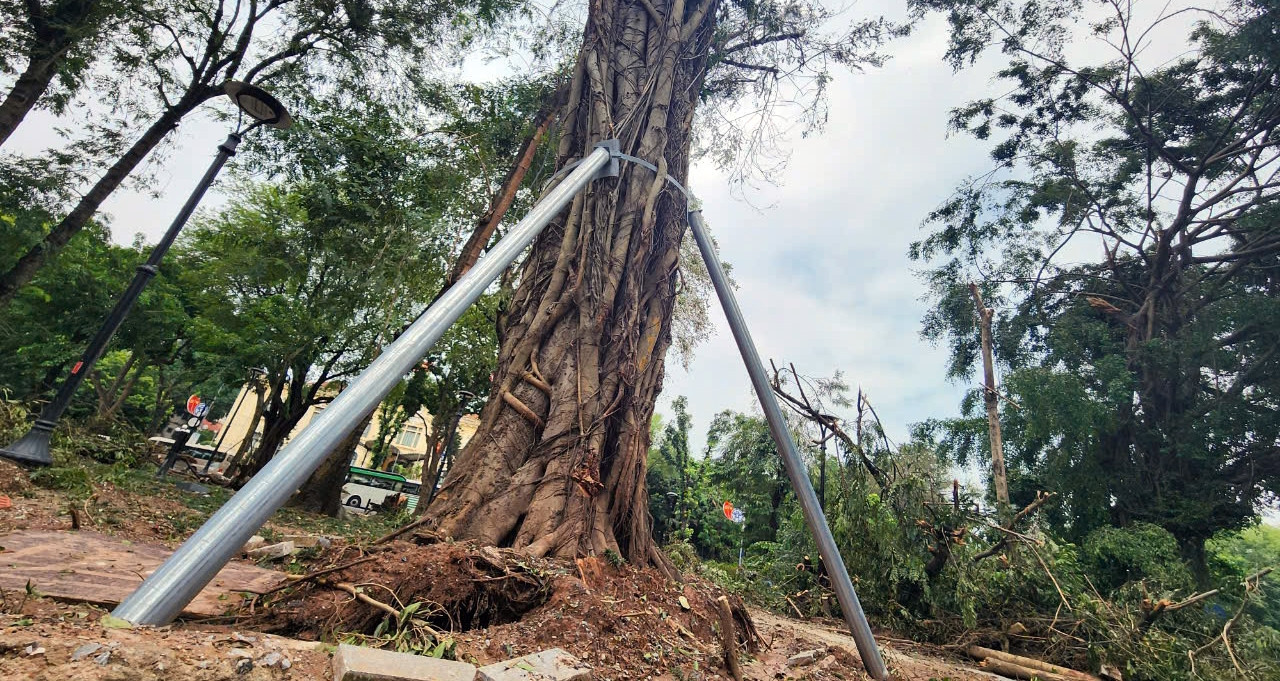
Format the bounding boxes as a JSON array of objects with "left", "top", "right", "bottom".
[{"left": 593, "top": 139, "right": 620, "bottom": 178}]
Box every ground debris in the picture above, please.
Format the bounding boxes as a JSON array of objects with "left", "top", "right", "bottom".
[
  {"left": 268, "top": 539, "right": 757, "bottom": 681},
  {"left": 476, "top": 647, "right": 591, "bottom": 681}
]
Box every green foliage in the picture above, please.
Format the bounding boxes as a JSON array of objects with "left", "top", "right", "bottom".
[
  {"left": 1083, "top": 524, "right": 1195, "bottom": 596},
  {"left": 907, "top": 0, "right": 1280, "bottom": 588},
  {"left": 652, "top": 385, "right": 1280, "bottom": 680}
]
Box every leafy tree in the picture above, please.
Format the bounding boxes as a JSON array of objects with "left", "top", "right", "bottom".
[
  {"left": 0, "top": 0, "right": 136, "bottom": 146},
  {"left": 0, "top": 216, "right": 197, "bottom": 431},
  {"left": 184, "top": 94, "right": 461, "bottom": 484},
  {"left": 908, "top": 0, "right": 1280, "bottom": 584},
  {"left": 0, "top": 0, "right": 516, "bottom": 305}
]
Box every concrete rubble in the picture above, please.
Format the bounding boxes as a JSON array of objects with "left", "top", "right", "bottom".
[
  {"left": 329, "top": 644, "right": 594, "bottom": 681},
  {"left": 786, "top": 648, "right": 825, "bottom": 667},
  {"left": 247, "top": 540, "right": 296, "bottom": 561},
  {"left": 477, "top": 648, "right": 592, "bottom": 681},
  {"left": 332, "top": 642, "right": 478, "bottom": 681}
]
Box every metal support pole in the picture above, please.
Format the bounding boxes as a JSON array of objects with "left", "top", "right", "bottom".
[
  {"left": 111, "top": 146, "right": 614, "bottom": 625},
  {"left": 687, "top": 210, "right": 889, "bottom": 681},
  {"left": 0, "top": 134, "right": 242, "bottom": 467}
]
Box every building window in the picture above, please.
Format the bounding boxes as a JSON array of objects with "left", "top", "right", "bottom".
[{"left": 396, "top": 427, "right": 422, "bottom": 449}]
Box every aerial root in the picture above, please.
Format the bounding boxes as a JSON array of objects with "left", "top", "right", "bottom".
[{"left": 502, "top": 391, "right": 545, "bottom": 429}]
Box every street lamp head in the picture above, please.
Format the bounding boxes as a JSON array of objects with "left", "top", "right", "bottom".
[{"left": 223, "top": 81, "right": 292, "bottom": 130}]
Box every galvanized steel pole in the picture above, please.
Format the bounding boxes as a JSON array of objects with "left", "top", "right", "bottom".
[
  {"left": 112, "top": 146, "right": 614, "bottom": 625},
  {"left": 687, "top": 210, "right": 889, "bottom": 681}
]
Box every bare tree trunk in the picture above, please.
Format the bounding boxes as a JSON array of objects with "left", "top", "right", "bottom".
[
  {"left": 292, "top": 425, "right": 360, "bottom": 515},
  {"left": 0, "top": 92, "right": 215, "bottom": 305},
  {"left": 0, "top": 0, "right": 104, "bottom": 147},
  {"left": 231, "top": 409, "right": 303, "bottom": 487},
  {"left": 970, "top": 283, "right": 1010, "bottom": 522},
  {"left": 0, "top": 54, "right": 59, "bottom": 148},
  {"left": 427, "top": 0, "right": 719, "bottom": 572}
]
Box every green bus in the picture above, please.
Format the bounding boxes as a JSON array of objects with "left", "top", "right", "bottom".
[{"left": 341, "top": 466, "right": 422, "bottom": 512}]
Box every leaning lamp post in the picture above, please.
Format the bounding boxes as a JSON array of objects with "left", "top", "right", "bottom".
[{"left": 0, "top": 81, "right": 291, "bottom": 467}]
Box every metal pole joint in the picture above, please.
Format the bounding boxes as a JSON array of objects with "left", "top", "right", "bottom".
[{"left": 593, "top": 139, "right": 620, "bottom": 178}]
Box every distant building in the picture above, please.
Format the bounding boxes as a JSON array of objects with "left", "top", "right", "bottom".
[{"left": 214, "top": 382, "right": 480, "bottom": 478}]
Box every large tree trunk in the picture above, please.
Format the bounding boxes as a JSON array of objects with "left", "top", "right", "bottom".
[
  {"left": 292, "top": 424, "right": 362, "bottom": 516},
  {"left": 427, "top": 0, "right": 718, "bottom": 571}
]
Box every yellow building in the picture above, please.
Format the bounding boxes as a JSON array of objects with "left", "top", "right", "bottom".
[{"left": 214, "top": 382, "right": 480, "bottom": 479}]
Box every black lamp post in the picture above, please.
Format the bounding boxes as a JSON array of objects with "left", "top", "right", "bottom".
[{"left": 1, "top": 82, "right": 291, "bottom": 467}]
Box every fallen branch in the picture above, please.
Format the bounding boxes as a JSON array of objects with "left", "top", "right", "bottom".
[
  {"left": 967, "top": 646, "right": 1099, "bottom": 681},
  {"left": 716, "top": 596, "right": 745, "bottom": 681},
  {"left": 373, "top": 516, "right": 440, "bottom": 545},
  {"left": 786, "top": 596, "right": 804, "bottom": 619},
  {"left": 1186, "top": 566, "right": 1274, "bottom": 677},
  {"left": 978, "top": 657, "right": 1079, "bottom": 681},
  {"left": 767, "top": 361, "right": 890, "bottom": 491},
  {"left": 974, "top": 491, "right": 1056, "bottom": 562},
  {"left": 324, "top": 579, "right": 399, "bottom": 617},
  {"left": 1144, "top": 566, "right": 1274, "bottom": 631}
]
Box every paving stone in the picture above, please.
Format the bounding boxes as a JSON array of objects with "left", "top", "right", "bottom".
[
  {"left": 332, "top": 643, "right": 477, "bottom": 681},
  {"left": 786, "top": 649, "right": 823, "bottom": 667},
  {"left": 476, "top": 648, "right": 592, "bottom": 681},
  {"left": 71, "top": 643, "right": 103, "bottom": 661},
  {"left": 247, "top": 540, "right": 296, "bottom": 561}
]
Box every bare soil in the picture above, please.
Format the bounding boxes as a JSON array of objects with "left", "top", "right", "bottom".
[{"left": 2, "top": 461, "right": 1007, "bottom": 681}]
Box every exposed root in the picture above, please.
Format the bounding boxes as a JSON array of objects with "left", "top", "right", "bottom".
[{"left": 265, "top": 541, "right": 758, "bottom": 678}]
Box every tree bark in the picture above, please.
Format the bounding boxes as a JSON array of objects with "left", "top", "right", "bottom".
[
  {"left": 292, "top": 425, "right": 361, "bottom": 516},
  {"left": 0, "top": 91, "right": 215, "bottom": 306},
  {"left": 0, "top": 54, "right": 59, "bottom": 148},
  {"left": 426, "top": 0, "right": 719, "bottom": 572},
  {"left": 970, "top": 283, "right": 1010, "bottom": 522}
]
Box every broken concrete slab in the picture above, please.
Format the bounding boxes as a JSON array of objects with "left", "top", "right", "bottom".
[
  {"left": 332, "top": 643, "right": 477, "bottom": 681},
  {"left": 71, "top": 643, "right": 103, "bottom": 661},
  {"left": 247, "top": 540, "right": 296, "bottom": 561},
  {"left": 786, "top": 649, "right": 824, "bottom": 667},
  {"left": 283, "top": 534, "right": 332, "bottom": 549},
  {"left": 476, "top": 648, "right": 592, "bottom": 681},
  {"left": 242, "top": 536, "right": 267, "bottom": 554},
  {"left": 174, "top": 481, "right": 211, "bottom": 494}
]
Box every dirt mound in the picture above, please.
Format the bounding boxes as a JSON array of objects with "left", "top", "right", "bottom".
[
  {"left": 0, "top": 460, "right": 30, "bottom": 494},
  {"left": 270, "top": 536, "right": 758, "bottom": 680}
]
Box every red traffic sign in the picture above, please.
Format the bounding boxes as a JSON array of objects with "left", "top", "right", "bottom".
[
  {"left": 723, "top": 500, "right": 734, "bottom": 520},
  {"left": 186, "top": 394, "right": 202, "bottom": 415}
]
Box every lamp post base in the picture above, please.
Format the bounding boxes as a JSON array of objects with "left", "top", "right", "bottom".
[{"left": 0, "top": 419, "right": 55, "bottom": 467}]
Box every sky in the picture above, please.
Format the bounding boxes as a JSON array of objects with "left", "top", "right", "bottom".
[{"left": 663, "top": 11, "right": 1002, "bottom": 454}]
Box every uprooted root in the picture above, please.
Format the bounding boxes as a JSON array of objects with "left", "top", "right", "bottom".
[
  {"left": 262, "top": 535, "right": 759, "bottom": 676},
  {"left": 276, "top": 539, "right": 553, "bottom": 640}
]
